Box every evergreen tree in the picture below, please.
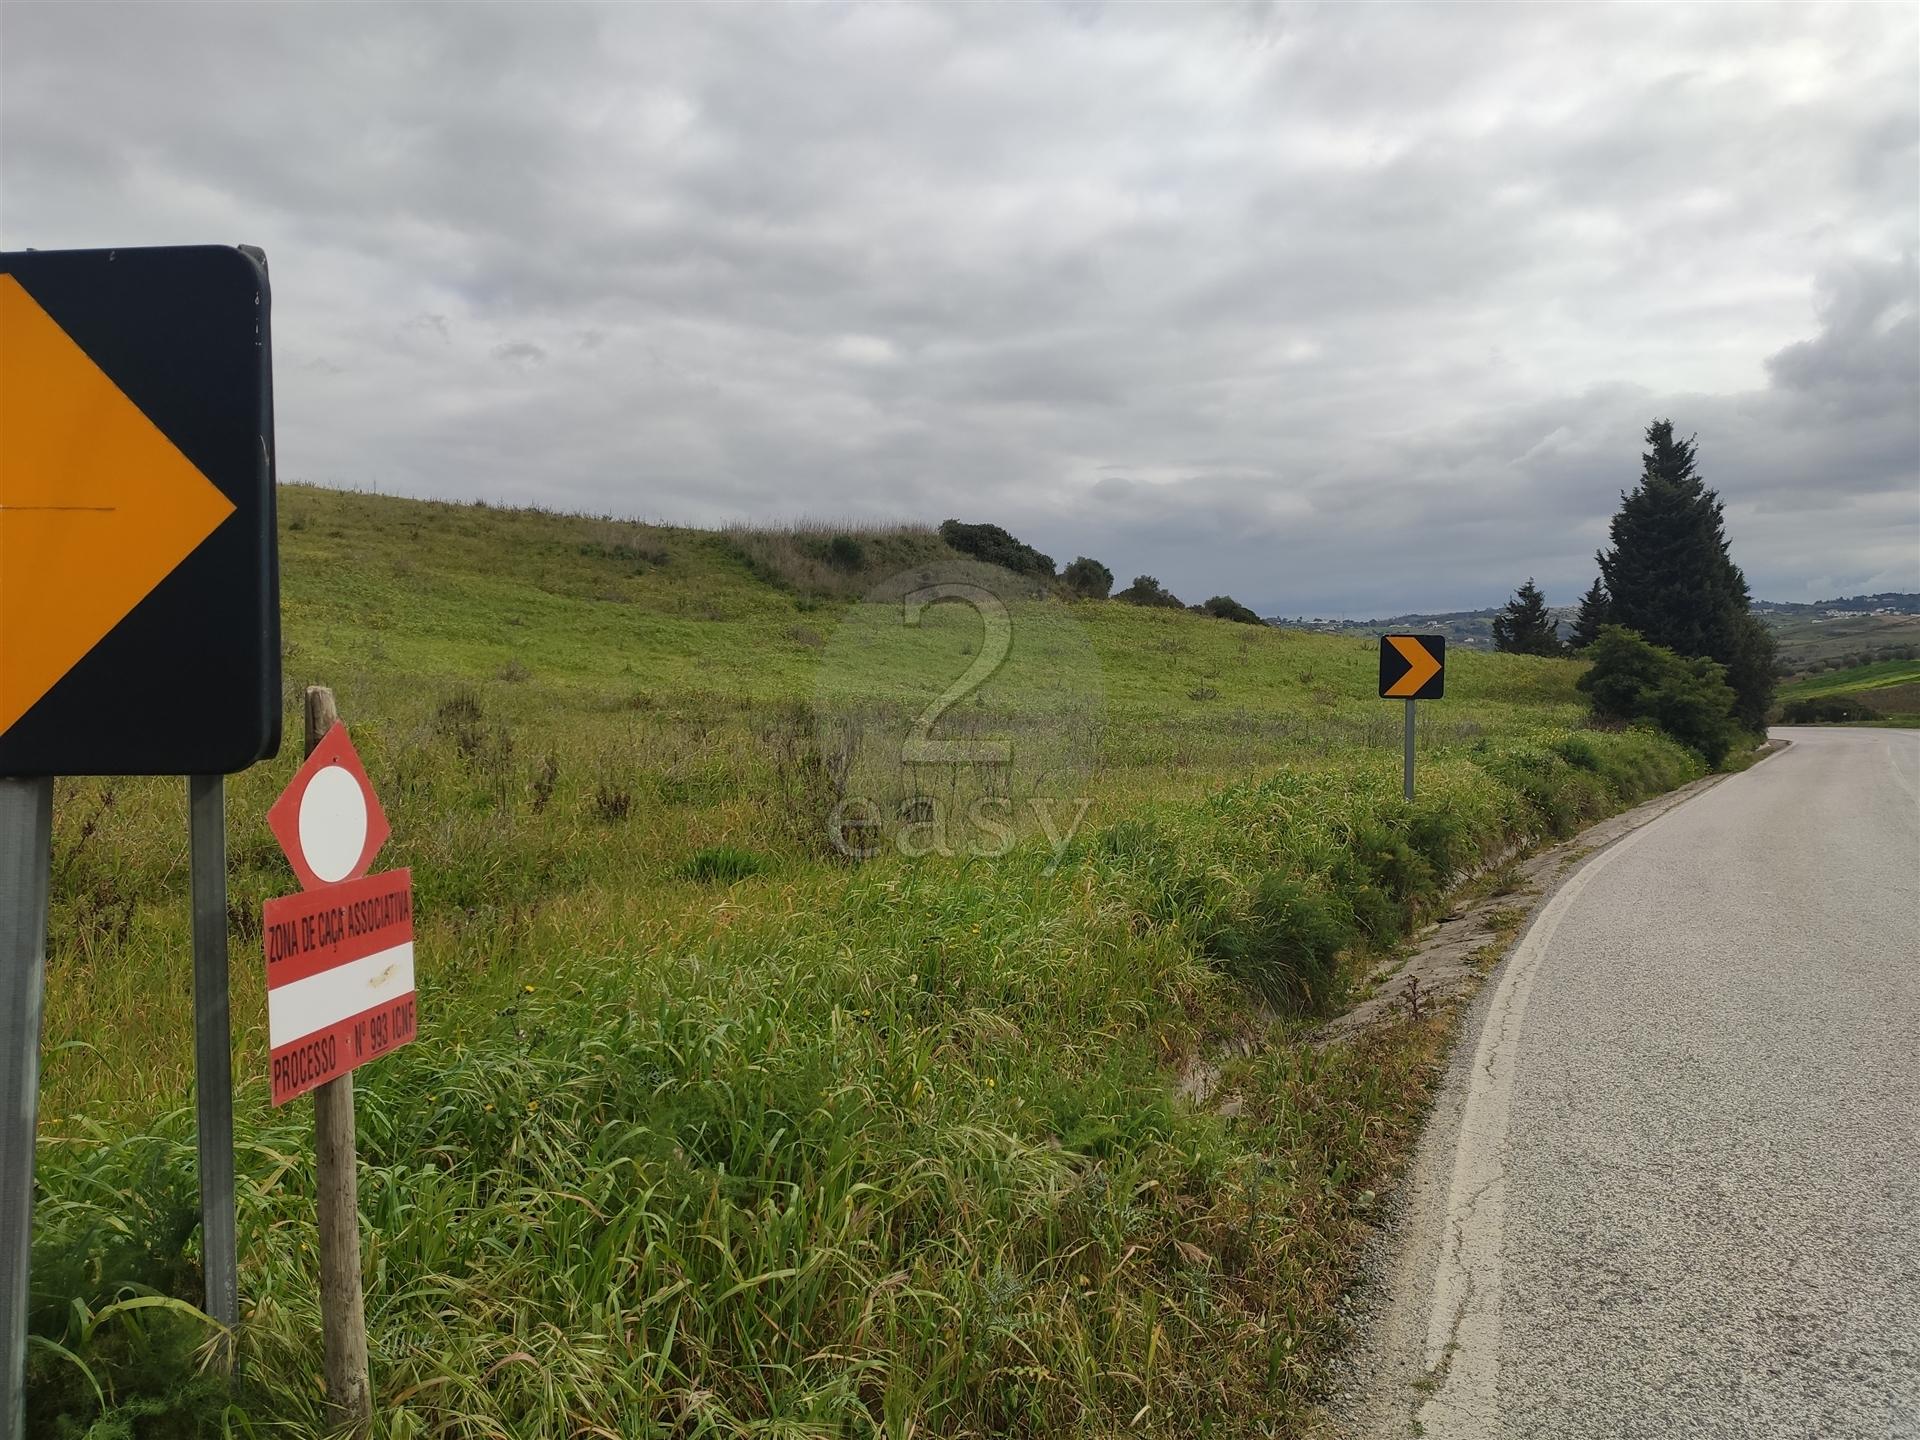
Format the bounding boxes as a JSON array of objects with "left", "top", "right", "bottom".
[
  {"left": 1492, "top": 578, "right": 1564, "bottom": 656},
  {"left": 1595, "top": 420, "right": 1776, "bottom": 728},
  {"left": 1569, "top": 577, "right": 1610, "bottom": 650}
]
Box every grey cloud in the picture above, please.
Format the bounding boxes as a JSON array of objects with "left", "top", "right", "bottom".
[
  {"left": 1765, "top": 256, "right": 1919, "bottom": 408},
  {"left": 2, "top": 2, "right": 1914, "bottom": 613}
]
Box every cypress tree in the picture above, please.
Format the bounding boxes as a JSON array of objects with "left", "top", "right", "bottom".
[
  {"left": 1569, "top": 578, "right": 1610, "bottom": 650},
  {"left": 1492, "top": 578, "right": 1564, "bottom": 656},
  {"left": 1596, "top": 420, "right": 1776, "bottom": 728}
]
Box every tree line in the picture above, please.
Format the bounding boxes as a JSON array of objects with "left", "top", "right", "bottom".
[
  {"left": 1490, "top": 420, "right": 1776, "bottom": 763},
  {"left": 936, "top": 520, "right": 1267, "bottom": 625}
]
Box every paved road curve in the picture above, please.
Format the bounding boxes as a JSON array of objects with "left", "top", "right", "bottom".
[{"left": 1353, "top": 728, "right": 1920, "bottom": 1438}]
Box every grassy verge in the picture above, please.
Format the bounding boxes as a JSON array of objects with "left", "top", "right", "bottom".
[{"left": 27, "top": 486, "right": 1707, "bottom": 1437}]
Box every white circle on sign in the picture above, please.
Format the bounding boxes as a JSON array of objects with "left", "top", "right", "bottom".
[{"left": 298, "top": 765, "right": 369, "bottom": 883}]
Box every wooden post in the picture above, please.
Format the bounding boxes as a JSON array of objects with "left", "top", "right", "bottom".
[{"left": 304, "top": 687, "right": 371, "bottom": 1432}]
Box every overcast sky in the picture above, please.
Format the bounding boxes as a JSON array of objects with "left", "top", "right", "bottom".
[{"left": 3, "top": 3, "right": 1915, "bottom": 614}]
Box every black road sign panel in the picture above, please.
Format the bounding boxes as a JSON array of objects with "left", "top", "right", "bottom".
[
  {"left": 0, "top": 245, "right": 279, "bottom": 776},
  {"left": 1379, "top": 634, "right": 1445, "bottom": 700}
]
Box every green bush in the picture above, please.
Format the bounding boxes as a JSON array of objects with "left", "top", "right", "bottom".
[
  {"left": 822, "top": 534, "right": 866, "bottom": 572},
  {"left": 1576, "top": 625, "right": 1743, "bottom": 766},
  {"left": 1114, "top": 575, "right": 1185, "bottom": 609},
  {"left": 1778, "top": 696, "right": 1872, "bottom": 723},
  {"left": 936, "top": 519, "right": 1055, "bottom": 578},
  {"left": 1062, "top": 556, "right": 1114, "bottom": 599},
  {"left": 1195, "top": 596, "right": 1266, "bottom": 625}
]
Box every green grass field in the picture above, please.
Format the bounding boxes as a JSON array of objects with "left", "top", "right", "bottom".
[
  {"left": 1775, "top": 658, "right": 1920, "bottom": 725},
  {"left": 28, "top": 485, "right": 1709, "bottom": 1437},
  {"left": 1776, "top": 657, "right": 1920, "bottom": 701}
]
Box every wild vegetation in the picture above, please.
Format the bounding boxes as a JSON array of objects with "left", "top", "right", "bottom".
[
  {"left": 28, "top": 484, "right": 1708, "bottom": 1437},
  {"left": 1578, "top": 627, "right": 1744, "bottom": 765},
  {"left": 1115, "top": 576, "right": 1187, "bottom": 610},
  {"left": 936, "top": 519, "right": 1057, "bottom": 581}
]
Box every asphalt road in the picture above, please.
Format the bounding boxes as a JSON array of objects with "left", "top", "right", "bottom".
[{"left": 1345, "top": 728, "right": 1920, "bottom": 1438}]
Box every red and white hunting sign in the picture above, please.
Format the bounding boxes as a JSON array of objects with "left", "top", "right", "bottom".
[
  {"left": 263, "top": 723, "right": 417, "bottom": 1106},
  {"left": 267, "top": 721, "right": 390, "bottom": 891}
]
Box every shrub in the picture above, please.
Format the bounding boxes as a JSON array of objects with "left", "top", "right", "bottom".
[
  {"left": 936, "top": 519, "right": 1055, "bottom": 578},
  {"left": 1778, "top": 696, "right": 1872, "bottom": 724},
  {"left": 823, "top": 534, "right": 865, "bottom": 571},
  {"left": 1205, "top": 874, "right": 1349, "bottom": 1012},
  {"left": 433, "top": 687, "right": 487, "bottom": 759},
  {"left": 591, "top": 781, "right": 634, "bottom": 822},
  {"left": 1115, "top": 575, "right": 1185, "bottom": 609},
  {"left": 1576, "top": 625, "right": 1742, "bottom": 766},
  {"left": 1061, "top": 556, "right": 1114, "bottom": 599},
  {"left": 1196, "top": 595, "right": 1265, "bottom": 625}
]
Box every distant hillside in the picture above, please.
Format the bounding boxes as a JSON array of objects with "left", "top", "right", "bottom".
[
  {"left": 1266, "top": 606, "right": 1576, "bottom": 650},
  {"left": 1755, "top": 593, "right": 1920, "bottom": 616},
  {"left": 1270, "top": 593, "right": 1920, "bottom": 667}
]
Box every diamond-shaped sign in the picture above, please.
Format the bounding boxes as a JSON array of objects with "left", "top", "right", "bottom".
[
  {"left": 267, "top": 723, "right": 390, "bottom": 891},
  {"left": 0, "top": 246, "right": 279, "bottom": 776}
]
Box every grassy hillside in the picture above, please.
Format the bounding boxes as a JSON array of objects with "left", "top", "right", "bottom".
[
  {"left": 1777, "top": 657, "right": 1920, "bottom": 700},
  {"left": 1759, "top": 609, "right": 1920, "bottom": 671},
  {"left": 1775, "top": 657, "right": 1920, "bottom": 725},
  {"left": 29, "top": 484, "right": 1706, "bottom": 1438}
]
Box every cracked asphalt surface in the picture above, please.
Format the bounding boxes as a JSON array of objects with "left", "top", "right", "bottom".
[{"left": 1340, "top": 728, "right": 1920, "bottom": 1438}]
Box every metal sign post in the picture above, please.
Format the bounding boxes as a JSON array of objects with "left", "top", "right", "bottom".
[
  {"left": 1404, "top": 697, "right": 1417, "bottom": 802},
  {"left": 1, "top": 778, "right": 53, "bottom": 1440},
  {"left": 189, "top": 776, "right": 238, "bottom": 1356}
]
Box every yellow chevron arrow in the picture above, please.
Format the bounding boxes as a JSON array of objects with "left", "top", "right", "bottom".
[
  {"left": 0, "top": 274, "right": 235, "bottom": 738},
  {"left": 1383, "top": 634, "right": 1442, "bottom": 697}
]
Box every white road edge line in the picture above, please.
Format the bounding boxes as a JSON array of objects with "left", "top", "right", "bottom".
[
  {"left": 1412, "top": 808, "right": 1675, "bottom": 1436},
  {"left": 1884, "top": 734, "right": 1918, "bottom": 804}
]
